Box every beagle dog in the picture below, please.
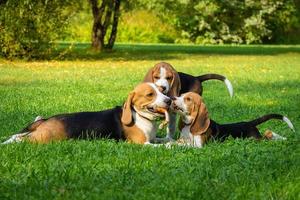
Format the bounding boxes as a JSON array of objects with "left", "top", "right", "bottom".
[
  {"left": 3, "top": 83, "right": 171, "bottom": 145},
  {"left": 171, "top": 92, "right": 295, "bottom": 148},
  {"left": 143, "top": 62, "right": 233, "bottom": 140},
  {"left": 143, "top": 62, "right": 233, "bottom": 97}
]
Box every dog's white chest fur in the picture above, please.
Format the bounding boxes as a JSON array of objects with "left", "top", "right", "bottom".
[
  {"left": 133, "top": 111, "right": 156, "bottom": 142},
  {"left": 180, "top": 125, "right": 203, "bottom": 148}
]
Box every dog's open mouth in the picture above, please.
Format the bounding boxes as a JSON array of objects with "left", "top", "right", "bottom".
[
  {"left": 147, "top": 106, "right": 167, "bottom": 117},
  {"left": 172, "top": 104, "right": 184, "bottom": 112}
]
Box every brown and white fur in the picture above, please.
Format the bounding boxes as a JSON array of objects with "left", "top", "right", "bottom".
[
  {"left": 171, "top": 92, "right": 295, "bottom": 148},
  {"left": 143, "top": 62, "right": 233, "bottom": 140},
  {"left": 3, "top": 83, "right": 171, "bottom": 145}
]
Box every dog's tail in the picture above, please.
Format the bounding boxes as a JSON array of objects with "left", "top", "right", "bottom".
[
  {"left": 197, "top": 74, "right": 233, "bottom": 97},
  {"left": 248, "top": 114, "right": 295, "bottom": 132},
  {"left": 2, "top": 116, "right": 45, "bottom": 144}
]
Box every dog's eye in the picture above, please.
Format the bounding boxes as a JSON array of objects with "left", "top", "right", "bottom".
[
  {"left": 147, "top": 92, "right": 154, "bottom": 97},
  {"left": 166, "top": 76, "right": 172, "bottom": 80},
  {"left": 154, "top": 76, "right": 160, "bottom": 79},
  {"left": 186, "top": 97, "right": 191, "bottom": 102}
]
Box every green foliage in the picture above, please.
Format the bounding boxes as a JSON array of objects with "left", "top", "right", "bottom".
[
  {"left": 0, "top": 0, "right": 80, "bottom": 59},
  {"left": 63, "top": 10, "right": 178, "bottom": 44},
  {"left": 117, "top": 10, "right": 178, "bottom": 43},
  {"left": 138, "top": 0, "right": 299, "bottom": 44},
  {"left": 0, "top": 44, "right": 300, "bottom": 199},
  {"left": 1, "top": 0, "right": 298, "bottom": 59},
  {"left": 61, "top": 4, "right": 92, "bottom": 43}
]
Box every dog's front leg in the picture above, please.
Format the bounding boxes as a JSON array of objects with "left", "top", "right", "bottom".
[{"left": 166, "top": 112, "right": 177, "bottom": 141}]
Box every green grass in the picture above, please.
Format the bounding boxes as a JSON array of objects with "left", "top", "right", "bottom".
[{"left": 0, "top": 44, "right": 300, "bottom": 199}]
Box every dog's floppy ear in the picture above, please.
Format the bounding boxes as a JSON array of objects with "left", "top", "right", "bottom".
[
  {"left": 121, "top": 92, "right": 135, "bottom": 125},
  {"left": 190, "top": 98, "right": 210, "bottom": 135},
  {"left": 168, "top": 69, "right": 181, "bottom": 97},
  {"left": 143, "top": 67, "right": 154, "bottom": 82}
]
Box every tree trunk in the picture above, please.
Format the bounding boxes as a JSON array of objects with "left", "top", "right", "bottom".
[
  {"left": 107, "top": 0, "right": 121, "bottom": 49},
  {"left": 90, "top": 0, "right": 105, "bottom": 51},
  {"left": 91, "top": 21, "right": 104, "bottom": 51},
  {"left": 89, "top": 0, "right": 121, "bottom": 51}
]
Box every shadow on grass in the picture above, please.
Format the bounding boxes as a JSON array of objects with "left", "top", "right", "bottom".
[{"left": 51, "top": 43, "right": 300, "bottom": 61}]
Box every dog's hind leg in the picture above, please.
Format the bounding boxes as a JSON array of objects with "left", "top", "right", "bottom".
[
  {"left": 2, "top": 132, "right": 30, "bottom": 144},
  {"left": 2, "top": 116, "right": 45, "bottom": 145},
  {"left": 264, "top": 130, "right": 287, "bottom": 140},
  {"left": 34, "top": 116, "right": 43, "bottom": 122}
]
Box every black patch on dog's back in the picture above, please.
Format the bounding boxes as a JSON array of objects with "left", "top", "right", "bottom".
[{"left": 51, "top": 106, "right": 125, "bottom": 140}]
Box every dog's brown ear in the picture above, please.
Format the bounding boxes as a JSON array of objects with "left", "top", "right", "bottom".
[
  {"left": 190, "top": 99, "right": 210, "bottom": 135},
  {"left": 121, "top": 92, "right": 135, "bottom": 125},
  {"left": 143, "top": 67, "right": 154, "bottom": 83},
  {"left": 168, "top": 69, "right": 181, "bottom": 97}
]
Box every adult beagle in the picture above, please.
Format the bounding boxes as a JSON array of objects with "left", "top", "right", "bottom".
[
  {"left": 171, "top": 92, "right": 295, "bottom": 148},
  {"left": 3, "top": 83, "right": 171, "bottom": 145},
  {"left": 143, "top": 62, "right": 233, "bottom": 97}
]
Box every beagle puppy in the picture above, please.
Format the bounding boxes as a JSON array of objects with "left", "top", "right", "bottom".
[
  {"left": 143, "top": 62, "right": 233, "bottom": 140},
  {"left": 143, "top": 62, "right": 233, "bottom": 97},
  {"left": 3, "top": 83, "right": 171, "bottom": 145},
  {"left": 171, "top": 92, "right": 295, "bottom": 148}
]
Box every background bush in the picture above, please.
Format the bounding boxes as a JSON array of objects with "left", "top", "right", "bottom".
[
  {"left": 0, "top": 0, "right": 79, "bottom": 59},
  {"left": 138, "top": 0, "right": 300, "bottom": 44},
  {"left": 117, "top": 10, "right": 178, "bottom": 44}
]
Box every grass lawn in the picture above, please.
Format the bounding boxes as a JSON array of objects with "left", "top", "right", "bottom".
[{"left": 0, "top": 44, "right": 299, "bottom": 199}]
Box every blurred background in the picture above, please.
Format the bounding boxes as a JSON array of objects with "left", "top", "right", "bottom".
[{"left": 1, "top": 0, "right": 299, "bottom": 59}]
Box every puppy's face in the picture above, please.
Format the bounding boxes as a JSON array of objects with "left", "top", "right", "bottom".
[
  {"left": 171, "top": 92, "right": 200, "bottom": 123},
  {"left": 152, "top": 63, "right": 174, "bottom": 94},
  {"left": 144, "top": 62, "right": 181, "bottom": 97},
  {"left": 121, "top": 83, "right": 171, "bottom": 125},
  {"left": 171, "top": 92, "right": 210, "bottom": 135}
]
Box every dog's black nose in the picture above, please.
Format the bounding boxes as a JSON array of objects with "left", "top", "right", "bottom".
[
  {"left": 158, "top": 86, "right": 166, "bottom": 93},
  {"left": 165, "top": 98, "right": 172, "bottom": 106}
]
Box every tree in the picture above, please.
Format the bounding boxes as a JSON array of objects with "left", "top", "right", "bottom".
[{"left": 89, "top": 0, "right": 121, "bottom": 51}]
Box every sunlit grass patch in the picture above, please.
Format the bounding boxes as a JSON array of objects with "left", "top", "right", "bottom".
[{"left": 0, "top": 44, "right": 299, "bottom": 199}]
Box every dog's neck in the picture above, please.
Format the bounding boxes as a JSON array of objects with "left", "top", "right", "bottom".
[
  {"left": 177, "top": 115, "right": 205, "bottom": 148},
  {"left": 132, "top": 109, "right": 157, "bottom": 142},
  {"left": 180, "top": 114, "right": 193, "bottom": 126}
]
